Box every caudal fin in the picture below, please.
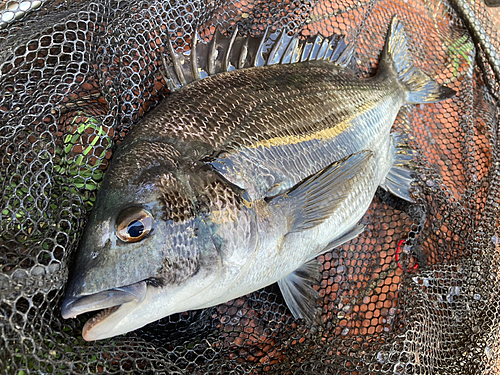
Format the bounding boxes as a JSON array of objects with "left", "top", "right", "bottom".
[{"left": 382, "top": 16, "right": 456, "bottom": 104}]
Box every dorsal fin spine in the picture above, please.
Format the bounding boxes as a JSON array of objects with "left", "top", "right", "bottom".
[
  {"left": 291, "top": 38, "right": 302, "bottom": 64},
  {"left": 190, "top": 30, "right": 200, "bottom": 80},
  {"left": 280, "top": 35, "right": 298, "bottom": 64},
  {"left": 308, "top": 35, "right": 323, "bottom": 61},
  {"left": 324, "top": 37, "right": 337, "bottom": 60},
  {"left": 254, "top": 27, "right": 270, "bottom": 67},
  {"left": 267, "top": 30, "right": 286, "bottom": 66},
  {"left": 159, "top": 48, "right": 181, "bottom": 91},
  {"left": 300, "top": 41, "right": 311, "bottom": 62},
  {"left": 224, "top": 26, "right": 239, "bottom": 72},
  {"left": 238, "top": 37, "right": 249, "bottom": 69},
  {"left": 166, "top": 36, "right": 187, "bottom": 87},
  {"left": 317, "top": 38, "right": 330, "bottom": 60},
  {"left": 208, "top": 30, "right": 218, "bottom": 75}
]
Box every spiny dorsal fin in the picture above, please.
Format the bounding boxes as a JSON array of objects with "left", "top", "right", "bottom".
[{"left": 160, "top": 26, "right": 355, "bottom": 91}]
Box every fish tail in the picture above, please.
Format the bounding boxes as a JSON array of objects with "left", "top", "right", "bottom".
[{"left": 381, "top": 16, "right": 456, "bottom": 104}]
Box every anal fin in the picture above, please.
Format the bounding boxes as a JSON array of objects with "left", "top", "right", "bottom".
[
  {"left": 278, "top": 259, "right": 321, "bottom": 324},
  {"left": 380, "top": 132, "right": 416, "bottom": 203},
  {"left": 278, "top": 225, "right": 365, "bottom": 323}
]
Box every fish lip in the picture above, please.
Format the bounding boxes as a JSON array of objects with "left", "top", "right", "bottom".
[
  {"left": 82, "top": 305, "right": 121, "bottom": 341},
  {"left": 61, "top": 280, "right": 147, "bottom": 319}
]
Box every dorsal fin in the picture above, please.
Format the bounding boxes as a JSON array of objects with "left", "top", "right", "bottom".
[{"left": 160, "top": 27, "right": 355, "bottom": 91}]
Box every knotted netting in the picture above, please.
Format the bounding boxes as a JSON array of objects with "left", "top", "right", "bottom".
[{"left": 1, "top": 0, "right": 500, "bottom": 373}]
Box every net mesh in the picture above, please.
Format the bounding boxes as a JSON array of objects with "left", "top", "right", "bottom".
[{"left": 1, "top": 0, "right": 500, "bottom": 373}]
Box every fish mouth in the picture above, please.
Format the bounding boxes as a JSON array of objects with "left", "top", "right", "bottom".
[{"left": 61, "top": 281, "right": 147, "bottom": 339}]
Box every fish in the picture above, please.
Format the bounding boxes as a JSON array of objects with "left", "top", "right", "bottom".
[{"left": 61, "top": 17, "right": 455, "bottom": 341}]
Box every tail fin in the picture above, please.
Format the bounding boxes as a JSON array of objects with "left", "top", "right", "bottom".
[{"left": 381, "top": 16, "right": 456, "bottom": 104}]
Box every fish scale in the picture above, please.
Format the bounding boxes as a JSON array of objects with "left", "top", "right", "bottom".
[
  {"left": 61, "top": 17, "right": 455, "bottom": 341},
  {"left": 208, "top": 67, "right": 403, "bottom": 198},
  {"left": 124, "top": 60, "right": 403, "bottom": 200}
]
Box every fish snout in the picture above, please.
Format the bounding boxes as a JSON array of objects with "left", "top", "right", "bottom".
[{"left": 61, "top": 281, "right": 147, "bottom": 319}]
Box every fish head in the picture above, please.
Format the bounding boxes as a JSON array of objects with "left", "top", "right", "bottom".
[{"left": 61, "top": 140, "right": 253, "bottom": 341}]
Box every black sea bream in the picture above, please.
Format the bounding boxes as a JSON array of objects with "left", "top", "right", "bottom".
[{"left": 61, "top": 17, "right": 455, "bottom": 341}]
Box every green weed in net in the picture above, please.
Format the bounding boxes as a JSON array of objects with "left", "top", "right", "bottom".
[
  {"left": 447, "top": 34, "right": 474, "bottom": 77},
  {"left": 48, "top": 113, "right": 112, "bottom": 207}
]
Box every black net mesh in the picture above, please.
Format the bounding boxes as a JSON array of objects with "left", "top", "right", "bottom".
[{"left": 1, "top": 0, "right": 500, "bottom": 373}]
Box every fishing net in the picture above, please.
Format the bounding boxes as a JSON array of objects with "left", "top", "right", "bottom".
[{"left": 1, "top": 0, "right": 500, "bottom": 373}]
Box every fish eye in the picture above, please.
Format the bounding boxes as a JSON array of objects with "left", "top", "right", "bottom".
[{"left": 116, "top": 207, "right": 153, "bottom": 243}]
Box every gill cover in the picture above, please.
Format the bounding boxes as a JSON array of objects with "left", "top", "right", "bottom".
[{"left": 61, "top": 139, "right": 224, "bottom": 328}]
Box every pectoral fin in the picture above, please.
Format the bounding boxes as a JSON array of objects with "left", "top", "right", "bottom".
[
  {"left": 271, "top": 151, "right": 373, "bottom": 232},
  {"left": 278, "top": 259, "right": 321, "bottom": 324}
]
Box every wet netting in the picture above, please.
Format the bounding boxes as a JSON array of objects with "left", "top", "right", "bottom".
[{"left": 1, "top": 0, "right": 500, "bottom": 373}]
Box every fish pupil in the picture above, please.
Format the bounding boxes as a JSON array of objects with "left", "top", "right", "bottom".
[{"left": 127, "top": 220, "right": 144, "bottom": 238}]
